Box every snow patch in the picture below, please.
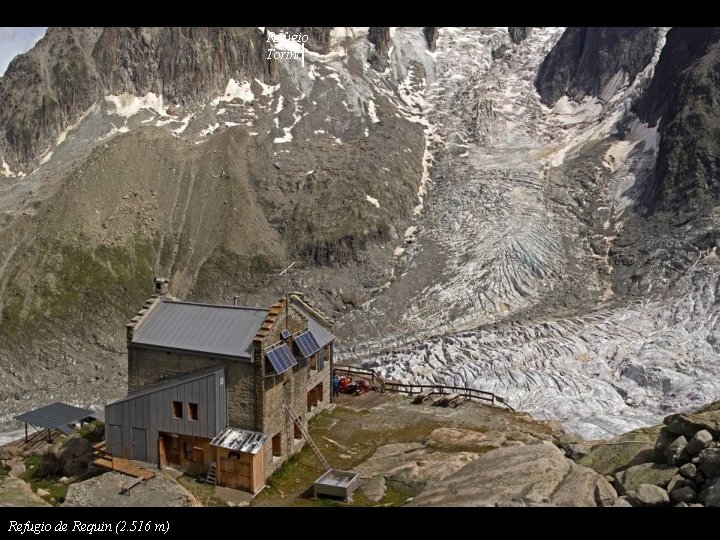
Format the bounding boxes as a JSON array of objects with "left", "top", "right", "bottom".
[
  {"left": 211, "top": 79, "right": 254, "bottom": 106},
  {"left": 39, "top": 151, "right": 53, "bottom": 165},
  {"left": 1, "top": 159, "right": 18, "bottom": 177},
  {"left": 367, "top": 99, "right": 380, "bottom": 123},
  {"left": 105, "top": 92, "right": 167, "bottom": 118},
  {"left": 255, "top": 78, "right": 279, "bottom": 96},
  {"left": 366, "top": 195, "right": 380, "bottom": 208}
]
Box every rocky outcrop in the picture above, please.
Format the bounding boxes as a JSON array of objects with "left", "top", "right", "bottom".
[
  {"left": 508, "top": 27, "right": 530, "bottom": 44},
  {"left": 409, "top": 443, "right": 616, "bottom": 506},
  {"left": 355, "top": 442, "right": 480, "bottom": 492},
  {"left": 535, "top": 27, "right": 658, "bottom": 106},
  {"left": 423, "top": 27, "right": 439, "bottom": 51},
  {"left": 368, "top": 27, "right": 392, "bottom": 71},
  {"left": 578, "top": 402, "right": 720, "bottom": 507},
  {"left": 634, "top": 28, "right": 720, "bottom": 211}
]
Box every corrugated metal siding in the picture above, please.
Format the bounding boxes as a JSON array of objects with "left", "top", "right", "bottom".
[
  {"left": 132, "top": 300, "right": 268, "bottom": 358},
  {"left": 105, "top": 368, "right": 227, "bottom": 464}
]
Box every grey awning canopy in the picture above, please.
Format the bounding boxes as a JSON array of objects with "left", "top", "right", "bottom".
[
  {"left": 15, "top": 402, "right": 94, "bottom": 431},
  {"left": 210, "top": 427, "right": 268, "bottom": 454}
]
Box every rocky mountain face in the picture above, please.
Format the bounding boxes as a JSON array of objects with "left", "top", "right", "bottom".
[
  {"left": 535, "top": 27, "right": 658, "bottom": 105},
  {"left": 635, "top": 27, "right": 720, "bottom": 211},
  {"left": 2, "top": 26, "right": 720, "bottom": 448},
  {"left": 0, "top": 27, "right": 273, "bottom": 167}
]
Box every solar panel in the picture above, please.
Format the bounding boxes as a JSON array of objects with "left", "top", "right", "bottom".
[
  {"left": 294, "top": 329, "right": 321, "bottom": 358},
  {"left": 266, "top": 342, "right": 297, "bottom": 374},
  {"left": 280, "top": 329, "right": 291, "bottom": 340}
]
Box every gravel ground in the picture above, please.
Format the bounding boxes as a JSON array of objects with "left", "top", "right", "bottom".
[{"left": 62, "top": 470, "right": 196, "bottom": 507}]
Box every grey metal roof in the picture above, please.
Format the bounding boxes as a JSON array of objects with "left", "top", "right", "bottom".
[
  {"left": 210, "top": 427, "right": 268, "bottom": 454},
  {"left": 132, "top": 300, "right": 269, "bottom": 359},
  {"left": 108, "top": 367, "right": 226, "bottom": 406},
  {"left": 294, "top": 303, "right": 335, "bottom": 348},
  {"left": 15, "top": 402, "right": 94, "bottom": 430}
]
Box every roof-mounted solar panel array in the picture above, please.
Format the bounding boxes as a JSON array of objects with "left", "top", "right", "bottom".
[
  {"left": 265, "top": 342, "right": 297, "bottom": 374},
  {"left": 294, "top": 329, "right": 321, "bottom": 358}
]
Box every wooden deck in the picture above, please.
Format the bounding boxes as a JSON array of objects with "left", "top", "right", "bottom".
[
  {"left": 333, "top": 390, "right": 394, "bottom": 411},
  {"left": 91, "top": 441, "right": 155, "bottom": 480},
  {"left": 0, "top": 429, "right": 66, "bottom": 454}
]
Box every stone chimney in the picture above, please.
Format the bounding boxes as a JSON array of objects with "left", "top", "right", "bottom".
[{"left": 154, "top": 277, "right": 169, "bottom": 295}]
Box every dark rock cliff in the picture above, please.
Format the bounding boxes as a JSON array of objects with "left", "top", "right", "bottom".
[
  {"left": 634, "top": 28, "right": 720, "bottom": 211},
  {"left": 424, "top": 27, "right": 439, "bottom": 51},
  {"left": 508, "top": 27, "right": 530, "bottom": 44},
  {"left": 535, "top": 27, "right": 658, "bottom": 106},
  {"left": 368, "top": 27, "right": 392, "bottom": 71}
]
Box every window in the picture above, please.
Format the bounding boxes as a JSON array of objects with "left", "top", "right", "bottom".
[
  {"left": 294, "top": 421, "right": 302, "bottom": 440},
  {"left": 172, "top": 401, "right": 183, "bottom": 419},
  {"left": 188, "top": 403, "right": 198, "bottom": 421},
  {"left": 272, "top": 433, "right": 282, "bottom": 457}
]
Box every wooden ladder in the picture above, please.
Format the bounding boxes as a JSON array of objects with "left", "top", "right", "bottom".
[
  {"left": 283, "top": 403, "right": 330, "bottom": 471},
  {"left": 206, "top": 461, "right": 217, "bottom": 485}
]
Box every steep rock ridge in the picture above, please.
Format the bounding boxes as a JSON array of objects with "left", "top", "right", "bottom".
[
  {"left": 0, "top": 27, "right": 272, "bottom": 167},
  {"left": 508, "top": 27, "right": 531, "bottom": 44},
  {"left": 535, "top": 27, "right": 658, "bottom": 105},
  {"left": 423, "top": 27, "right": 439, "bottom": 51},
  {"left": 634, "top": 28, "right": 720, "bottom": 211},
  {"left": 367, "top": 27, "right": 392, "bottom": 71}
]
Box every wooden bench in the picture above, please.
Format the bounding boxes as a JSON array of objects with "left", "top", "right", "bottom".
[
  {"left": 446, "top": 394, "right": 463, "bottom": 408},
  {"left": 413, "top": 390, "right": 433, "bottom": 404}
]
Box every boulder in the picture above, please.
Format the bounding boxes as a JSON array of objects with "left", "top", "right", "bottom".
[
  {"left": 612, "top": 496, "right": 633, "bottom": 507},
  {"left": 665, "top": 435, "right": 688, "bottom": 465},
  {"left": 698, "top": 448, "right": 720, "bottom": 478},
  {"left": 0, "top": 446, "right": 21, "bottom": 460},
  {"left": 704, "top": 478, "right": 720, "bottom": 507},
  {"left": 632, "top": 484, "right": 669, "bottom": 507},
  {"left": 667, "top": 474, "right": 686, "bottom": 492},
  {"left": 360, "top": 476, "right": 386, "bottom": 503},
  {"left": 669, "top": 486, "right": 696, "bottom": 504},
  {"left": 594, "top": 476, "right": 618, "bottom": 506},
  {"left": 663, "top": 411, "right": 720, "bottom": 440},
  {"left": 564, "top": 443, "right": 590, "bottom": 461},
  {"left": 35, "top": 488, "right": 50, "bottom": 498},
  {"left": 7, "top": 460, "right": 26, "bottom": 478},
  {"left": 650, "top": 428, "right": 677, "bottom": 463},
  {"left": 679, "top": 462, "right": 697, "bottom": 480},
  {"left": 0, "top": 478, "right": 51, "bottom": 507},
  {"left": 580, "top": 427, "right": 658, "bottom": 474},
  {"left": 409, "top": 444, "right": 611, "bottom": 507},
  {"left": 614, "top": 463, "right": 677, "bottom": 495},
  {"left": 687, "top": 430, "right": 714, "bottom": 456}
]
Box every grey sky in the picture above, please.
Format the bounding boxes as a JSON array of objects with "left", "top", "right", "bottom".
[{"left": 0, "top": 27, "right": 47, "bottom": 76}]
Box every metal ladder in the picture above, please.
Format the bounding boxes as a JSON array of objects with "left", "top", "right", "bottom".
[
  {"left": 283, "top": 403, "right": 330, "bottom": 470},
  {"left": 205, "top": 461, "right": 217, "bottom": 485}
]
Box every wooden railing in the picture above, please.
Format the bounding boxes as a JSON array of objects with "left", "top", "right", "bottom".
[{"left": 333, "top": 364, "right": 514, "bottom": 411}]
